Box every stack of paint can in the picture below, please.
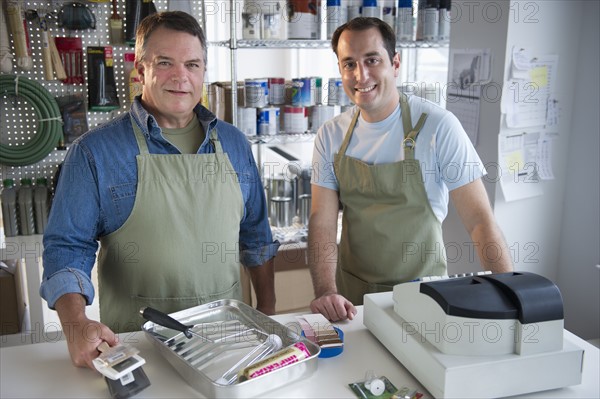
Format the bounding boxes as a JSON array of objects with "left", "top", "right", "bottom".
[{"left": 237, "top": 75, "right": 350, "bottom": 136}]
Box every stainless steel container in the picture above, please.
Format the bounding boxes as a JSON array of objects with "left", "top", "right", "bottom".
[
  {"left": 298, "top": 194, "right": 311, "bottom": 226},
  {"left": 142, "top": 299, "right": 320, "bottom": 398},
  {"left": 270, "top": 196, "right": 292, "bottom": 227},
  {"left": 266, "top": 174, "right": 296, "bottom": 226}
]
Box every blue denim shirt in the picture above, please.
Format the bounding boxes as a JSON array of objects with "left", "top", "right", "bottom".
[{"left": 40, "top": 99, "right": 279, "bottom": 309}]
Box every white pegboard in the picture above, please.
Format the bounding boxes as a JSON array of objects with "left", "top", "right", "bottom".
[{"left": 1, "top": 0, "right": 206, "bottom": 188}]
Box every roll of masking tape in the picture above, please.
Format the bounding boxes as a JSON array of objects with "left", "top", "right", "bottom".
[{"left": 368, "top": 378, "right": 385, "bottom": 396}]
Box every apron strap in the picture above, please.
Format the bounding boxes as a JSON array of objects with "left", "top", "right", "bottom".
[
  {"left": 338, "top": 109, "right": 361, "bottom": 157},
  {"left": 208, "top": 129, "right": 224, "bottom": 154},
  {"left": 400, "top": 93, "right": 428, "bottom": 160},
  {"left": 130, "top": 115, "right": 150, "bottom": 155}
]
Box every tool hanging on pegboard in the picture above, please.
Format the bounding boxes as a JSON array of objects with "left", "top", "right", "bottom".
[
  {"left": 0, "top": 2, "right": 14, "bottom": 73},
  {"left": 5, "top": 0, "right": 33, "bottom": 70}
]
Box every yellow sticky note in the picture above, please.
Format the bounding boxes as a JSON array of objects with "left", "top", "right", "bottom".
[
  {"left": 529, "top": 66, "right": 548, "bottom": 88},
  {"left": 505, "top": 150, "right": 525, "bottom": 173}
]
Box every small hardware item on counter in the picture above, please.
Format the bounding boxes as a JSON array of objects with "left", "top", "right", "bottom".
[
  {"left": 237, "top": 341, "right": 312, "bottom": 382},
  {"left": 349, "top": 371, "right": 423, "bottom": 399},
  {"left": 94, "top": 341, "right": 151, "bottom": 399},
  {"left": 87, "top": 46, "right": 120, "bottom": 111},
  {"left": 297, "top": 313, "right": 344, "bottom": 358}
]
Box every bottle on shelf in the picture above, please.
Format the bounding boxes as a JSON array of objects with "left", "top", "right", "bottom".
[
  {"left": 17, "top": 178, "right": 35, "bottom": 236},
  {"left": 33, "top": 178, "right": 51, "bottom": 234},
  {"left": 348, "top": 0, "right": 362, "bottom": 20},
  {"left": 382, "top": 0, "right": 396, "bottom": 29},
  {"left": 326, "top": 0, "right": 348, "bottom": 40},
  {"left": 438, "top": 0, "right": 451, "bottom": 42},
  {"left": 362, "top": 0, "right": 382, "bottom": 19},
  {"left": 1, "top": 179, "right": 19, "bottom": 237},
  {"left": 396, "top": 0, "right": 415, "bottom": 42},
  {"left": 416, "top": 0, "right": 440, "bottom": 42}
]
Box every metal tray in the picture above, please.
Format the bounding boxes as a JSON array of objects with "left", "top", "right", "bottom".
[{"left": 142, "top": 299, "right": 320, "bottom": 398}]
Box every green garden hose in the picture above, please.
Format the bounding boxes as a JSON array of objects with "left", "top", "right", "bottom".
[{"left": 0, "top": 74, "right": 63, "bottom": 166}]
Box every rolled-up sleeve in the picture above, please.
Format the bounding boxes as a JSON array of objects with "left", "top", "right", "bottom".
[{"left": 39, "top": 268, "right": 96, "bottom": 309}]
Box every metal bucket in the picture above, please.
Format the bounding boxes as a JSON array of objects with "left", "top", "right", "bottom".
[
  {"left": 266, "top": 174, "right": 296, "bottom": 226},
  {"left": 270, "top": 196, "right": 292, "bottom": 227}
]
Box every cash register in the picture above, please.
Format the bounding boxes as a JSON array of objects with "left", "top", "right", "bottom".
[{"left": 363, "top": 271, "right": 584, "bottom": 398}]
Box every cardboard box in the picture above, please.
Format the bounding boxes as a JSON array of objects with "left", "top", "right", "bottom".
[
  {"left": 0, "top": 269, "right": 20, "bottom": 335},
  {"left": 208, "top": 82, "right": 245, "bottom": 124}
]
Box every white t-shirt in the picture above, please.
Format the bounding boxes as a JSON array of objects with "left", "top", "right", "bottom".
[{"left": 311, "top": 95, "right": 486, "bottom": 222}]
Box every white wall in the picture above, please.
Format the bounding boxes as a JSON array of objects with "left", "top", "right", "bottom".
[
  {"left": 444, "top": 0, "right": 599, "bottom": 340},
  {"left": 442, "top": 0, "right": 510, "bottom": 273},
  {"left": 556, "top": 0, "right": 600, "bottom": 340}
]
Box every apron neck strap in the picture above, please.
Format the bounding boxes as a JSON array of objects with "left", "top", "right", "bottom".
[
  {"left": 208, "top": 129, "right": 223, "bottom": 154},
  {"left": 131, "top": 115, "right": 150, "bottom": 155},
  {"left": 400, "top": 93, "right": 428, "bottom": 160},
  {"left": 338, "top": 109, "right": 361, "bottom": 156}
]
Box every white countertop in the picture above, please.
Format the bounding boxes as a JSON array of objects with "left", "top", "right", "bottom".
[{"left": 1, "top": 306, "right": 599, "bottom": 398}]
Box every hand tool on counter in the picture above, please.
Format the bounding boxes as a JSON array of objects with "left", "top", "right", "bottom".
[
  {"left": 141, "top": 306, "right": 212, "bottom": 341},
  {"left": 94, "top": 341, "right": 151, "bottom": 399}
]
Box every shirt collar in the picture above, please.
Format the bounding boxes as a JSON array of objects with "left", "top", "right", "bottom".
[{"left": 130, "top": 98, "right": 218, "bottom": 142}]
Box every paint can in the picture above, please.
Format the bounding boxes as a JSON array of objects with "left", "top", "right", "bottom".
[
  {"left": 242, "top": 12, "right": 262, "bottom": 39},
  {"left": 283, "top": 105, "right": 308, "bottom": 133},
  {"left": 257, "top": 106, "right": 280, "bottom": 135},
  {"left": 327, "top": 77, "right": 350, "bottom": 106},
  {"left": 245, "top": 78, "right": 269, "bottom": 108},
  {"left": 310, "top": 105, "right": 337, "bottom": 132},
  {"left": 268, "top": 77, "right": 286, "bottom": 105},
  {"left": 288, "top": 0, "right": 321, "bottom": 39},
  {"left": 292, "top": 77, "right": 316, "bottom": 107},
  {"left": 237, "top": 106, "right": 257, "bottom": 136}
]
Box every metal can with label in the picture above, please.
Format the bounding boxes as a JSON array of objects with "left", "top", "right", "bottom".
[
  {"left": 268, "top": 77, "right": 286, "bottom": 105},
  {"left": 327, "top": 77, "right": 350, "bottom": 106},
  {"left": 245, "top": 78, "right": 269, "bottom": 108},
  {"left": 237, "top": 106, "right": 257, "bottom": 136},
  {"left": 284, "top": 105, "right": 308, "bottom": 133},
  {"left": 257, "top": 106, "right": 280, "bottom": 136},
  {"left": 292, "top": 77, "right": 316, "bottom": 107}
]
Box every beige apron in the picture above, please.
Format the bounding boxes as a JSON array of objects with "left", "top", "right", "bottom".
[
  {"left": 97, "top": 117, "right": 244, "bottom": 332},
  {"left": 333, "top": 94, "right": 446, "bottom": 305}
]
